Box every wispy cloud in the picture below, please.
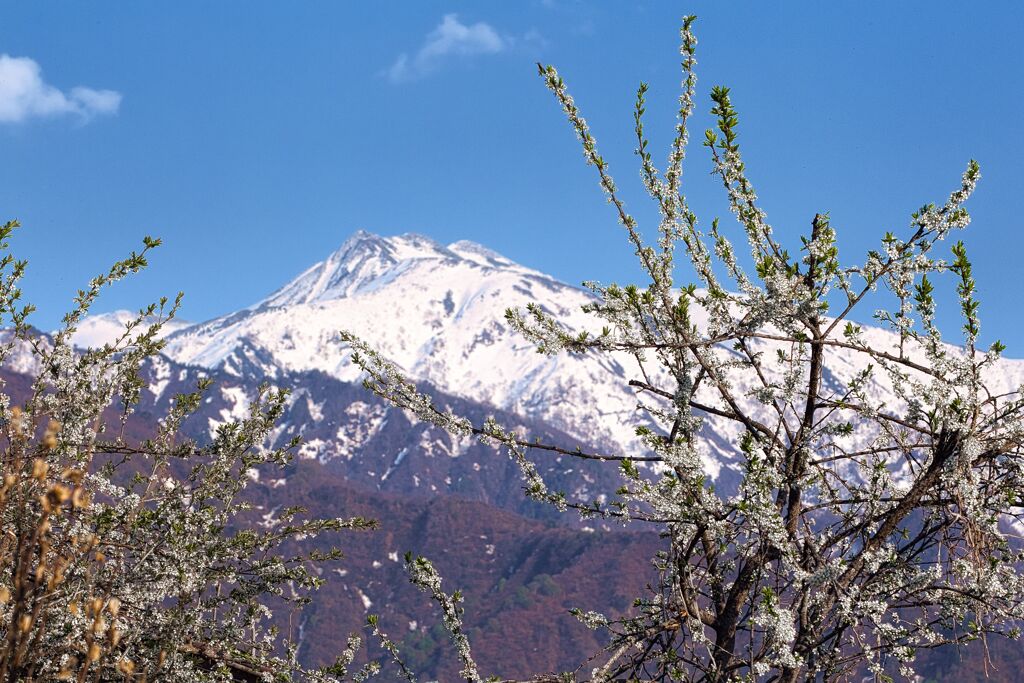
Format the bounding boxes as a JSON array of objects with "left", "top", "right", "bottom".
[
  {"left": 386, "top": 14, "right": 506, "bottom": 83},
  {"left": 0, "top": 54, "right": 121, "bottom": 124}
]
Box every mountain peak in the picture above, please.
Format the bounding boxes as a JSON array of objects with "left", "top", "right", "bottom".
[
  {"left": 257, "top": 231, "right": 527, "bottom": 309},
  {"left": 338, "top": 230, "right": 445, "bottom": 258}
]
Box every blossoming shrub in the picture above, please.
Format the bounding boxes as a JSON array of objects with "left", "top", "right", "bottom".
[
  {"left": 346, "top": 16, "right": 1024, "bottom": 683},
  {"left": 0, "top": 221, "right": 375, "bottom": 682}
]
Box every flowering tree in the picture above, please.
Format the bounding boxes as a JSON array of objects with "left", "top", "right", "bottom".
[
  {"left": 345, "top": 15, "right": 1024, "bottom": 682},
  {"left": 0, "top": 221, "right": 377, "bottom": 682}
]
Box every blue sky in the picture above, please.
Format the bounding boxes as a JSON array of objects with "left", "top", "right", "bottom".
[{"left": 1, "top": 2, "right": 1022, "bottom": 350}]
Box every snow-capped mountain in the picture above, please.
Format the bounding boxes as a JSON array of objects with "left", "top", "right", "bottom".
[
  {"left": 78, "top": 230, "right": 1024, "bottom": 486},
  {"left": 159, "top": 230, "right": 659, "bottom": 463}
]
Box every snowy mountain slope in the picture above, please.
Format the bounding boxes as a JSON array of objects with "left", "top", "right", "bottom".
[
  {"left": 0, "top": 325, "right": 626, "bottom": 523},
  {"left": 160, "top": 231, "right": 665, "bottom": 463},
  {"left": 80, "top": 230, "right": 1024, "bottom": 485}
]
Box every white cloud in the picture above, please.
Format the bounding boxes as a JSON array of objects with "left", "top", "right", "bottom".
[
  {"left": 0, "top": 54, "right": 121, "bottom": 124},
  {"left": 386, "top": 14, "right": 505, "bottom": 83}
]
